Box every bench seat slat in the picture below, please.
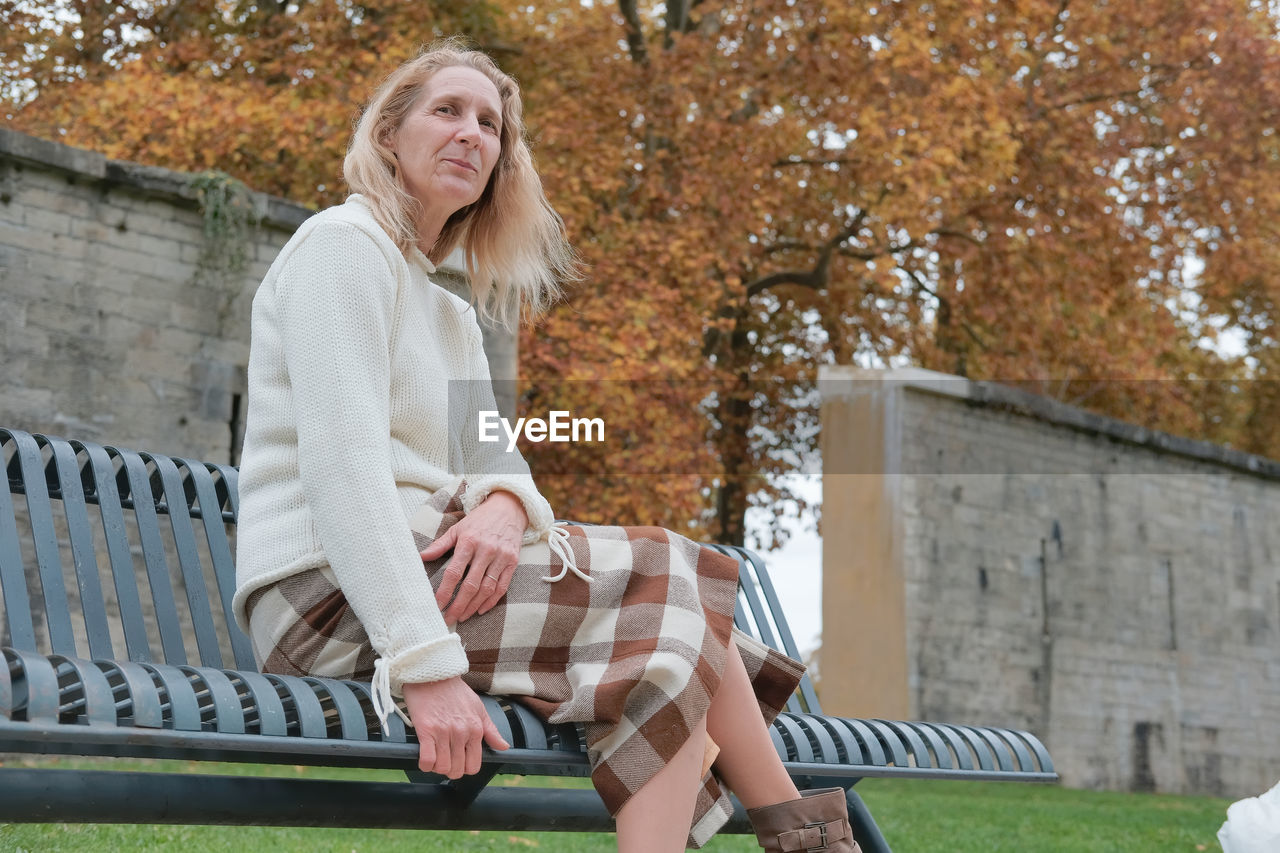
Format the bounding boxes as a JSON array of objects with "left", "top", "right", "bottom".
[
  {"left": 961, "top": 724, "right": 1016, "bottom": 772},
  {"left": 917, "top": 721, "right": 974, "bottom": 771},
  {"left": 807, "top": 713, "right": 866, "bottom": 764},
  {"left": 264, "top": 673, "right": 330, "bottom": 739},
  {"left": 795, "top": 713, "right": 843, "bottom": 764},
  {"left": 49, "top": 655, "right": 116, "bottom": 726},
  {"left": 304, "top": 676, "right": 369, "bottom": 742},
  {"left": 345, "top": 680, "right": 409, "bottom": 742},
  {"left": 898, "top": 720, "right": 955, "bottom": 770},
  {"left": 140, "top": 663, "right": 204, "bottom": 731},
  {"left": 94, "top": 660, "right": 165, "bottom": 729},
  {"left": 1011, "top": 728, "right": 1056, "bottom": 774},
  {"left": 5, "top": 648, "right": 62, "bottom": 722},
  {"left": 0, "top": 649, "right": 9, "bottom": 719},
  {"left": 183, "top": 666, "right": 246, "bottom": 735},
  {"left": 992, "top": 725, "right": 1037, "bottom": 772},
  {"left": 481, "top": 695, "right": 516, "bottom": 749},
  {"left": 874, "top": 718, "right": 938, "bottom": 768},
  {"left": 508, "top": 700, "right": 549, "bottom": 750},
  {"left": 858, "top": 719, "right": 910, "bottom": 767},
  {"left": 950, "top": 722, "right": 997, "bottom": 771},
  {"left": 227, "top": 670, "right": 289, "bottom": 737},
  {"left": 834, "top": 717, "right": 890, "bottom": 766},
  {"left": 771, "top": 713, "right": 817, "bottom": 763}
]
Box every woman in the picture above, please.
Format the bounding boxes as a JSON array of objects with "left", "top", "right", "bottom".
[{"left": 231, "top": 39, "right": 858, "bottom": 852}]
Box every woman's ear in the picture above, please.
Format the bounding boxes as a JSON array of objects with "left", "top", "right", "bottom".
[{"left": 380, "top": 123, "right": 398, "bottom": 157}]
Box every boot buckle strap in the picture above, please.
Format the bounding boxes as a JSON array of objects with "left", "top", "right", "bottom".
[{"left": 779, "top": 817, "right": 848, "bottom": 851}]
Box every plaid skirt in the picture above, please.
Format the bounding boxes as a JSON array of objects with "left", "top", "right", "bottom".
[{"left": 245, "top": 481, "right": 805, "bottom": 848}]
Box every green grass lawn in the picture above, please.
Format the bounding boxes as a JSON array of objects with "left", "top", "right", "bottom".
[{"left": 0, "top": 757, "right": 1231, "bottom": 851}]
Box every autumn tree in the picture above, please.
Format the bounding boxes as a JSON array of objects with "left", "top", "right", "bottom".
[
  {"left": 505, "top": 0, "right": 1280, "bottom": 544},
  {"left": 1, "top": 1, "right": 507, "bottom": 203},
  {"left": 7, "top": 1, "right": 1280, "bottom": 547}
]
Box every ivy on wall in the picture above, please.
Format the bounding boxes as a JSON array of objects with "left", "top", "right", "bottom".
[{"left": 189, "top": 170, "right": 259, "bottom": 288}]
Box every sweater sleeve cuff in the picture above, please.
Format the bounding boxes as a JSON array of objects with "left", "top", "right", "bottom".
[
  {"left": 384, "top": 633, "right": 470, "bottom": 696},
  {"left": 463, "top": 475, "right": 556, "bottom": 538}
]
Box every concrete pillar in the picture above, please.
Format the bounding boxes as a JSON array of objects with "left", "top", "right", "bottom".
[{"left": 818, "top": 365, "right": 910, "bottom": 719}]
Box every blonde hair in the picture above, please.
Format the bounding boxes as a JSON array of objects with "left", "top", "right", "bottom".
[{"left": 344, "top": 38, "right": 577, "bottom": 326}]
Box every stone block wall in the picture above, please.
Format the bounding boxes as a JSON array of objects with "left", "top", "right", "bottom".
[
  {"left": 820, "top": 366, "right": 1279, "bottom": 798},
  {"left": 0, "top": 127, "right": 515, "bottom": 463},
  {"left": 0, "top": 128, "right": 305, "bottom": 461}
]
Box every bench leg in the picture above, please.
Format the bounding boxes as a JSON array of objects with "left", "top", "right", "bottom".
[{"left": 845, "top": 787, "right": 893, "bottom": 853}]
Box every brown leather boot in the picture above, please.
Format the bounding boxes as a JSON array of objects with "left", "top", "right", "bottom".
[{"left": 746, "top": 787, "right": 862, "bottom": 852}]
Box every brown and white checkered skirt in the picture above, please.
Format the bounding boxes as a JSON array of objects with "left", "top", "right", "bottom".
[{"left": 245, "top": 481, "right": 805, "bottom": 848}]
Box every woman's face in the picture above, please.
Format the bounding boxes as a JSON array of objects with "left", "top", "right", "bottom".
[{"left": 387, "top": 65, "right": 504, "bottom": 226}]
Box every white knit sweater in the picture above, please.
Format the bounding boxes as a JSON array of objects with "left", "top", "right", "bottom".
[{"left": 232, "top": 195, "right": 555, "bottom": 693}]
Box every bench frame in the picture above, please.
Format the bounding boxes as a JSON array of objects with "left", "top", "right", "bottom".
[{"left": 1, "top": 427, "right": 1057, "bottom": 850}]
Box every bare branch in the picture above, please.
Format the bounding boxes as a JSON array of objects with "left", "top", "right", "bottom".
[
  {"left": 904, "top": 268, "right": 988, "bottom": 349},
  {"left": 1026, "top": 0, "right": 1072, "bottom": 112},
  {"left": 763, "top": 240, "right": 820, "bottom": 255},
  {"left": 746, "top": 210, "right": 870, "bottom": 298},
  {"left": 931, "top": 228, "right": 983, "bottom": 247},
  {"left": 664, "top": 0, "right": 690, "bottom": 49},
  {"left": 745, "top": 269, "right": 829, "bottom": 295},
  {"left": 772, "top": 157, "right": 856, "bottom": 169},
  {"left": 617, "top": 0, "right": 648, "bottom": 66}
]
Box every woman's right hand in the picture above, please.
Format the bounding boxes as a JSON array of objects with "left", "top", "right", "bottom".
[{"left": 401, "top": 677, "right": 509, "bottom": 779}]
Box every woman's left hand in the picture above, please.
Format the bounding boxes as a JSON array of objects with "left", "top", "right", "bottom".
[{"left": 422, "top": 490, "right": 528, "bottom": 623}]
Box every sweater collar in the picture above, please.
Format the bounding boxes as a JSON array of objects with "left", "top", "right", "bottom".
[
  {"left": 345, "top": 193, "right": 438, "bottom": 274},
  {"left": 408, "top": 246, "right": 438, "bottom": 275}
]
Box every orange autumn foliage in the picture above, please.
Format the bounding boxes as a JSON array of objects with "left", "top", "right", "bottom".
[{"left": 6, "top": 1, "right": 1279, "bottom": 546}]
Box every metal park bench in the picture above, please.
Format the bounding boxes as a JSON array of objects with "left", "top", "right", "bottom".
[{"left": 1, "top": 426, "right": 1057, "bottom": 850}]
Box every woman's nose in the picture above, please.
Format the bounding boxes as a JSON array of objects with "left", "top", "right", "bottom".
[{"left": 455, "top": 114, "right": 482, "bottom": 146}]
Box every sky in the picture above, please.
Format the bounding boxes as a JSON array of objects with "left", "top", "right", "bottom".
[{"left": 744, "top": 473, "right": 823, "bottom": 660}]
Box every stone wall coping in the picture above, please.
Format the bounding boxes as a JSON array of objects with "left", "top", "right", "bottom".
[
  {"left": 819, "top": 364, "right": 1280, "bottom": 481},
  {"left": 1, "top": 126, "right": 314, "bottom": 231},
  {"left": 0, "top": 126, "right": 469, "bottom": 274}
]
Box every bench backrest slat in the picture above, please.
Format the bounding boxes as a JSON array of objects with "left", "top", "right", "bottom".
[
  {"left": 12, "top": 431, "right": 79, "bottom": 654},
  {"left": 719, "top": 544, "right": 822, "bottom": 715},
  {"left": 83, "top": 442, "right": 153, "bottom": 662},
  {"left": 114, "top": 449, "right": 189, "bottom": 665},
  {"left": 182, "top": 458, "right": 256, "bottom": 670},
  {"left": 739, "top": 546, "right": 823, "bottom": 713},
  {"left": 50, "top": 439, "right": 115, "bottom": 659},
  {"left": 151, "top": 455, "right": 223, "bottom": 668},
  {"left": 211, "top": 463, "right": 239, "bottom": 519},
  {"left": 0, "top": 457, "right": 36, "bottom": 649}
]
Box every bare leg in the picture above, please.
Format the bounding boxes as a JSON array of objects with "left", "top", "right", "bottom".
[
  {"left": 706, "top": 640, "right": 800, "bottom": 809},
  {"left": 615, "top": 713, "right": 708, "bottom": 852},
  {"left": 616, "top": 641, "right": 797, "bottom": 849}
]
